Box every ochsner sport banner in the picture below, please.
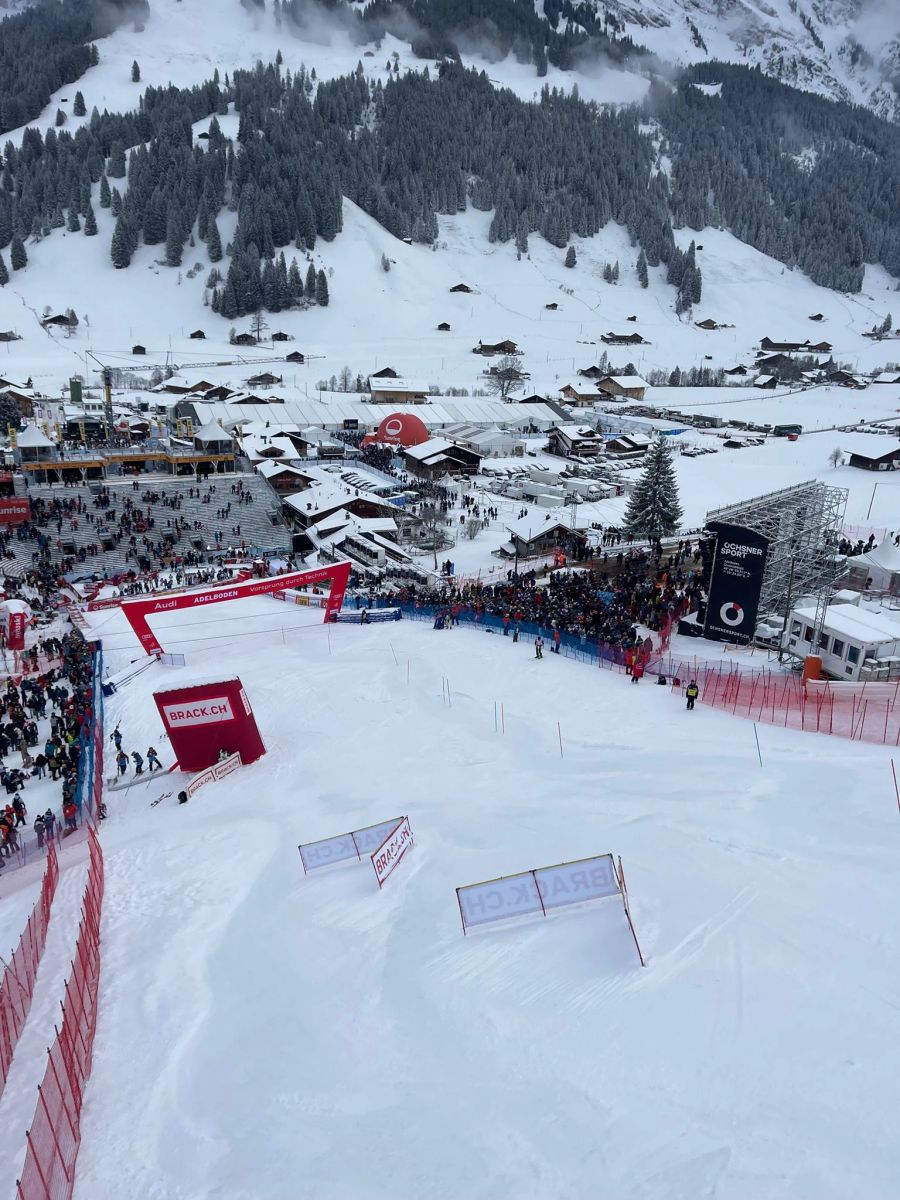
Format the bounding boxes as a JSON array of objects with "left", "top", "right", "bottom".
[{"left": 703, "top": 521, "right": 770, "bottom": 645}]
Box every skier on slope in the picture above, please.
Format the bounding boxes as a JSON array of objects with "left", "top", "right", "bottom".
[
  {"left": 686, "top": 680, "right": 700, "bottom": 711},
  {"left": 534, "top": 636, "right": 544, "bottom": 659},
  {"left": 147, "top": 746, "right": 162, "bottom": 772},
  {"left": 116, "top": 750, "right": 129, "bottom": 777},
  {"left": 132, "top": 751, "right": 144, "bottom": 775}
]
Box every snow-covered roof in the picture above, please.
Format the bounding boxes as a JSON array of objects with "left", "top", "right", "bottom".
[
  {"left": 255, "top": 460, "right": 310, "bottom": 480},
  {"left": 16, "top": 424, "right": 54, "bottom": 448},
  {"left": 369, "top": 378, "right": 429, "bottom": 395},
  {"left": 505, "top": 513, "right": 589, "bottom": 542},
  {"left": 182, "top": 397, "right": 561, "bottom": 432},
  {"left": 872, "top": 372, "right": 900, "bottom": 384},
  {"left": 794, "top": 603, "right": 900, "bottom": 646},
  {"left": 842, "top": 433, "right": 900, "bottom": 460},
  {"left": 600, "top": 375, "right": 649, "bottom": 389},
  {"left": 240, "top": 435, "right": 298, "bottom": 461},
  {"left": 553, "top": 424, "right": 602, "bottom": 439},
  {"left": 403, "top": 437, "right": 456, "bottom": 461}
]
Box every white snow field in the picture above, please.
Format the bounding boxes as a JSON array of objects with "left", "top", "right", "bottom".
[{"left": 8, "top": 595, "right": 887, "bottom": 1200}]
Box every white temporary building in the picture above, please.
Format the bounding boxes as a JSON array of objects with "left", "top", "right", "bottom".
[{"left": 787, "top": 601, "right": 900, "bottom": 680}]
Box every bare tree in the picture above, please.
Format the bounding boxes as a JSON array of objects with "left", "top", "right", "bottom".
[
  {"left": 484, "top": 354, "right": 526, "bottom": 402},
  {"left": 464, "top": 518, "right": 481, "bottom": 540},
  {"left": 829, "top": 446, "right": 843, "bottom": 468},
  {"left": 418, "top": 503, "right": 447, "bottom": 569}
]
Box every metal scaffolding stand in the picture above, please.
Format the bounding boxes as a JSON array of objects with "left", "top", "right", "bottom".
[{"left": 706, "top": 480, "right": 849, "bottom": 653}]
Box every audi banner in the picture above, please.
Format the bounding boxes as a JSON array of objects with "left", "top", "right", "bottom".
[{"left": 703, "top": 521, "right": 769, "bottom": 645}]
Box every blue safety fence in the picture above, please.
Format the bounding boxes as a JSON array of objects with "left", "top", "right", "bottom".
[
  {"left": 74, "top": 645, "right": 104, "bottom": 821},
  {"left": 365, "top": 600, "right": 635, "bottom": 670}
]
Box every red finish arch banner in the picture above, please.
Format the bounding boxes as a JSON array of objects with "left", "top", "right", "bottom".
[{"left": 123, "top": 561, "right": 352, "bottom": 655}]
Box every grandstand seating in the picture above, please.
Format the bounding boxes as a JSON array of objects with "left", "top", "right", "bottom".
[{"left": 21, "top": 474, "right": 289, "bottom": 576}]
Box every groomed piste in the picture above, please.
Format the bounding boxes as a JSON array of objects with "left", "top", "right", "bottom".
[{"left": 41, "top": 591, "right": 900, "bottom": 1200}]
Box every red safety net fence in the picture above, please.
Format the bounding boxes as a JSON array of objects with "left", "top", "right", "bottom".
[
  {"left": 652, "top": 656, "right": 900, "bottom": 746},
  {"left": 16, "top": 827, "right": 104, "bottom": 1200},
  {"left": 0, "top": 843, "right": 59, "bottom": 1096}
]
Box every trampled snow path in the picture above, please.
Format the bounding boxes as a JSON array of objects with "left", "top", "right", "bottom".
[{"left": 53, "top": 598, "right": 900, "bottom": 1199}]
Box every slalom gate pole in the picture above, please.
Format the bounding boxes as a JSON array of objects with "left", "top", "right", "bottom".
[
  {"left": 892, "top": 759, "right": 900, "bottom": 816},
  {"left": 753, "top": 723, "right": 763, "bottom": 767}
]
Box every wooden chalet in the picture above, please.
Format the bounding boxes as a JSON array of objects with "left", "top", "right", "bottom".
[
  {"left": 232, "top": 333, "right": 257, "bottom": 347},
  {"left": 596, "top": 375, "right": 648, "bottom": 401},
  {"left": 132, "top": 344, "right": 146, "bottom": 355},
  {"left": 450, "top": 283, "right": 473, "bottom": 293},
  {"left": 809, "top": 313, "right": 825, "bottom": 322},
  {"left": 473, "top": 339, "right": 519, "bottom": 356},
  {"left": 601, "top": 331, "right": 646, "bottom": 346},
  {"left": 545, "top": 302, "right": 559, "bottom": 311},
  {"left": 189, "top": 329, "right": 206, "bottom": 340},
  {"left": 370, "top": 367, "right": 400, "bottom": 379},
  {"left": 695, "top": 318, "right": 720, "bottom": 331},
  {"left": 724, "top": 365, "right": 749, "bottom": 376},
  {"left": 246, "top": 372, "right": 282, "bottom": 387},
  {"left": 437, "top": 322, "right": 451, "bottom": 331},
  {"left": 548, "top": 425, "right": 604, "bottom": 458},
  {"left": 285, "top": 351, "right": 306, "bottom": 364},
  {"left": 271, "top": 331, "right": 291, "bottom": 342},
  {"left": 402, "top": 437, "right": 482, "bottom": 478},
  {"left": 0, "top": 332, "right": 21, "bottom": 343}
]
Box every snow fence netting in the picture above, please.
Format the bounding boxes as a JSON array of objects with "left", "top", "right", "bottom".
[
  {"left": 0, "top": 843, "right": 59, "bottom": 1096},
  {"left": 16, "top": 827, "right": 104, "bottom": 1200}
]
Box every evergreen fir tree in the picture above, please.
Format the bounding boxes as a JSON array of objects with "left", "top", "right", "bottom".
[
  {"left": 73, "top": 91, "right": 86, "bottom": 117},
  {"left": 165, "top": 210, "right": 182, "bottom": 266},
  {"left": 131, "top": 61, "right": 141, "bottom": 83},
  {"left": 207, "top": 218, "right": 222, "bottom": 262},
  {"left": 55, "top": 109, "right": 66, "bottom": 127},
  {"left": 565, "top": 245, "right": 576, "bottom": 268},
  {"left": 288, "top": 258, "right": 303, "bottom": 300},
  {"left": 10, "top": 235, "right": 26, "bottom": 270},
  {"left": 111, "top": 217, "right": 131, "bottom": 268},
  {"left": 0, "top": 253, "right": 7, "bottom": 286},
  {"left": 315, "top": 268, "right": 329, "bottom": 306},
  {"left": 305, "top": 262, "right": 316, "bottom": 298},
  {"left": 83, "top": 203, "right": 97, "bottom": 236},
  {"left": 99, "top": 174, "right": 111, "bottom": 208},
  {"left": 111, "top": 188, "right": 123, "bottom": 217},
  {"left": 623, "top": 438, "right": 683, "bottom": 540},
  {"left": 66, "top": 207, "right": 81, "bottom": 233},
  {"left": 636, "top": 249, "right": 648, "bottom": 288}
]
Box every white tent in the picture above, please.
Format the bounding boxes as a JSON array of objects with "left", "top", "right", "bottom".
[
  {"left": 848, "top": 537, "right": 900, "bottom": 591},
  {"left": 193, "top": 419, "right": 233, "bottom": 448},
  {"left": 16, "top": 425, "right": 54, "bottom": 449}
]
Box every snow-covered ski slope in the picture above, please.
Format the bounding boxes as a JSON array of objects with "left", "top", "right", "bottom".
[
  {"left": 0, "top": 0, "right": 897, "bottom": 399},
  {"left": 19, "top": 596, "right": 894, "bottom": 1200}
]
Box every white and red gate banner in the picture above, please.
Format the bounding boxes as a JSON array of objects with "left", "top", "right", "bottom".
[
  {"left": 186, "top": 752, "right": 243, "bottom": 799},
  {"left": 298, "top": 816, "right": 405, "bottom": 874},
  {"left": 456, "top": 853, "right": 644, "bottom": 963},
  {"left": 123, "top": 562, "right": 352, "bottom": 655},
  {"left": 371, "top": 816, "right": 413, "bottom": 887}
]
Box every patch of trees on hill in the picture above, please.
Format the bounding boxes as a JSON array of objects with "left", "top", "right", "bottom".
[
  {"left": 0, "top": 54, "right": 897, "bottom": 313},
  {"left": 0, "top": 0, "right": 147, "bottom": 135}
]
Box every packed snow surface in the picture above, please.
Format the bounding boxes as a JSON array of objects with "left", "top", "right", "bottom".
[{"left": 7, "top": 597, "right": 889, "bottom": 1200}]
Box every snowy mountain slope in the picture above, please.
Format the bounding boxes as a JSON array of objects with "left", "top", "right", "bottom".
[
  {"left": 581, "top": 0, "right": 900, "bottom": 119},
  {"left": 1, "top": 195, "right": 897, "bottom": 406}
]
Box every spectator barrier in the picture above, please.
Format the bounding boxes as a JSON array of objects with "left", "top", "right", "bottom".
[
  {"left": 0, "top": 843, "right": 59, "bottom": 1097},
  {"left": 376, "top": 602, "right": 900, "bottom": 747},
  {"left": 16, "top": 826, "right": 104, "bottom": 1200}
]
